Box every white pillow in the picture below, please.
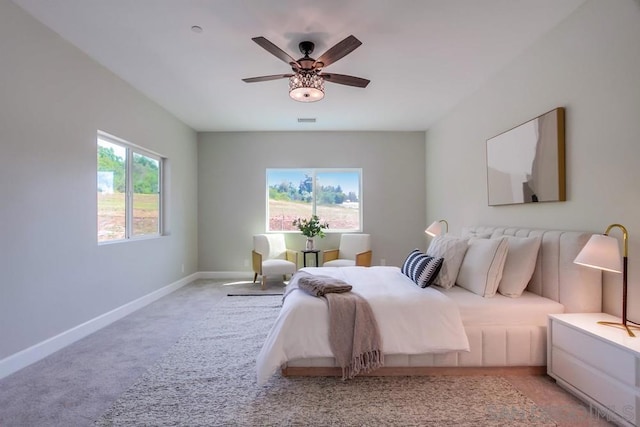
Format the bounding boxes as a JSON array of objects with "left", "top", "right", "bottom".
[
  {"left": 497, "top": 235, "right": 542, "bottom": 298},
  {"left": 426, "top": 235, "right": 469, "bottom": 289},
  {"left": 456, "top": 237, "right": 509, "bottom": 297}
]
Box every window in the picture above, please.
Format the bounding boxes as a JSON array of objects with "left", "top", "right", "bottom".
[
  {"left": 97, "top": 131, "right": 163, "bottom": 243},
  {"left": 266, "top": 168, "right": 362, "bottom": 232}
]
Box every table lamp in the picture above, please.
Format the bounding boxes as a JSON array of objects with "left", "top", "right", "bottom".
[
  {"left": 425, "top": 219, "right": 448, "bottom": 237},
  {"left": 573, "top": 223, "right": 639, "bottom": 337}
]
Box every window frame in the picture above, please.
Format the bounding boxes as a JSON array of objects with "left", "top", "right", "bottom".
[
  {"left": 265, "top": 168, "right": 363, "bottom": 233},
  {"left": 97, "top": 130, "right": 164, "bottom": 244}
]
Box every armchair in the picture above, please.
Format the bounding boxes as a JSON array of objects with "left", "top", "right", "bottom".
[
  {"left": 322, "top": 233, "right": 372, "bottom": 267},
  {"left": 252, "top": 234, "right": 298, "bottom": 289}
]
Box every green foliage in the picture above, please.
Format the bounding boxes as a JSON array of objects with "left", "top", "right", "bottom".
[
  {"left": 292, "top": 215, "right": 329, "bottom": 238},
  {"left": 268, "top": 174, "right": 356, "bottom": 205},
  {"left": 317, "top": 185, "right": 346, "bottom": 205},
  {"left": 269, "top": 182, "right": 295, "bottom": 201},
  {"left": 269, "top": 187, "right": 281, "bottom": 200},
  {"left": 132, "top": 154, "right": 159, "bottom": 194},
  {"left": 97, "top": 146, "right": 159, "bottom": 194},
  {"left": 298, "top": 175, "right": 313, "bottom": 202},
  {"left": 98, "top": 145, "right": 125, "bottom": 192}
]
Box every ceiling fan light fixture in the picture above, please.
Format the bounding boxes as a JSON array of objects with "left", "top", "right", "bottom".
[{"left": 289, "top": 72, "right": 324, "bottom": 102}]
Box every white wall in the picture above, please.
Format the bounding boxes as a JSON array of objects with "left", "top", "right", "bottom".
[
  {"left": 0, "top": 1, "right": 198, "bottom": 362},
  {"left": 198, "top": 131, "right": 426, "bottom": 271},
  {"left": 425, "top": 0, "right": 640, "bottom": 319}
]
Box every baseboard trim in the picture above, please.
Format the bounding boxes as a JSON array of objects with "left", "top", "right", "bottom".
[{"left": 0, "top": 272, "right": 199, "bottom": 380}]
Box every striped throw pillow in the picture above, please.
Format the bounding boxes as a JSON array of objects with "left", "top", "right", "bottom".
[{"left": 401, "top": 249, "right": 444, "bottom": 288}]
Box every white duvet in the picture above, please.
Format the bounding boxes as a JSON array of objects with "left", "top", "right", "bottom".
[{"left": 256, "top": 266, "right": 470, "bottom": 385}]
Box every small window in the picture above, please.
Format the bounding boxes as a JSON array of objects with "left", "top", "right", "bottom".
[
  {"left": 97, "top": 131, "right": 163, "bottom": 243},
  {"left": 266, "top": 168, "right": 362, "bottom": 232}
]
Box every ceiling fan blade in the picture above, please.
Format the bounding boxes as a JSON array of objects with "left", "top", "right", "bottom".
[
  {"left": 322, "top": 73, "right": 370, "bottom": 88},
  {"left": 242, "top": 74, "right": 293, "bottom": 83},
  {"left": 251, "top": 37, "right": 300, "bottom": 68},
  {"left": 315, "top": 35, "right": 362, "bottom": 68}
]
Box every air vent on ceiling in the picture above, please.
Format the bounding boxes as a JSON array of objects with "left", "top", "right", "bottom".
[{"left": 297, "top": 118, "right": 316, "bottom": 123}]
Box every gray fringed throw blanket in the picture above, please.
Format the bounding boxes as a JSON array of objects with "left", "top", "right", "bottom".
[
  {"left": 297, "top": 274, "right": 353, "bottom": 296},
  {"left": 295, "top": 272, "right": 384, "bottom": 380}
]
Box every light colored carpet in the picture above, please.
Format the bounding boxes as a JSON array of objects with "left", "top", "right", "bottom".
[
  {"left": 95, "top": 295, "right": 557, "bottom": 426},
  {"left": 222, "top": 279, "right": 285, "bottom": 296},
  {"left": 226, "top": 291, "right": 283, "bottom": 296}
]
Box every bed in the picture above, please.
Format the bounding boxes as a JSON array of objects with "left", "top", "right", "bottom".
[{"left": 257, "top": 226, "right": 602, "bottom": 385}]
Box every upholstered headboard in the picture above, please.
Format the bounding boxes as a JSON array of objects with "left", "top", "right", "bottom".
[{"left": 461, "top": 226, "right": 602, "bottom": 313}]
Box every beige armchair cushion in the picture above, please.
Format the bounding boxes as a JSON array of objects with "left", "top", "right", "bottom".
[
  {"left": 253, "top": 234, "right": 297, "bottom": 288},
  {"left": 323, "top": 234, "right": 372, "bottom": 267}
]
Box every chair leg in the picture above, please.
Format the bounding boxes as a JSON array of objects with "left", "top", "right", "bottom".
[
  {"left": 261, "top": 276, "right": 266, "bottom": 290},
  {"left": 253, "top": 272, "right": 258, "bottom": 283}
]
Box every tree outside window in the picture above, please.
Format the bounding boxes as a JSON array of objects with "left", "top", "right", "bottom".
[
  {"left": 97, "top": 132, "right": 163, "bottom": 243},
  {"left": 266, "top": 168, "right": 361, "bottom": 232}
]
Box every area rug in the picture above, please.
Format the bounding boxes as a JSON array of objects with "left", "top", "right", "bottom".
[
  {"left": 226, "top": 291, "right": 283, "bottom": 296},
  {"left": 221, "top": 279, "right": 285, "bottom": 296},
  {"left": 95, "top": 295, "right": 556, "bottom": 426}
]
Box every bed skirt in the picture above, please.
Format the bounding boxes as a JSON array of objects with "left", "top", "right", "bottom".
[{"left": 282, "top": 324, "right": 547, "bottom": 376}]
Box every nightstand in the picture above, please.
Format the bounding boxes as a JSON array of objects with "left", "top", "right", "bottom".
[
  {"left": 302, "top": 249, "right": 320, "bottom": 267},
  {"left": 548, "top": 313, "right": 640, "bottom": 426}
]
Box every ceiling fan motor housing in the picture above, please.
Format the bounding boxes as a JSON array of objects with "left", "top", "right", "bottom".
[
  {"left": 298, "top": 41, "right": 315, "bottom": 55},
  {"left": 295, "top": 41, "right": 322, "bottom": 71}
]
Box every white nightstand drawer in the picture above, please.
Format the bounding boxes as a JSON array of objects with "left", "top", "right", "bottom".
[
  {"left": 552, "top": 320, "right": 636, "bottom": 387},
  {"left": 552, "top": 347, "right": 637, "bottom": 425}
]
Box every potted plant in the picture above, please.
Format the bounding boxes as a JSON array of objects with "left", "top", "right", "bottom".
[{"left": 293, "top": 215, "right": 329, "bottom": 250}]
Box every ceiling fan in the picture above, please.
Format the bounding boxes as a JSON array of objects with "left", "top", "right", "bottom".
[{"left": 242, "top": 35, "right": 370, "bottom": 102}]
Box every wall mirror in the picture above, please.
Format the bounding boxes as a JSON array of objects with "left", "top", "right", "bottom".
[{"left": 486, "top": 107, "right": 565, "bottom": 206}]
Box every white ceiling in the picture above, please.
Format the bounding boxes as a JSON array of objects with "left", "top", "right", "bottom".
[{"left": 12, "top": 0, "right": 586, "bottom": 132}]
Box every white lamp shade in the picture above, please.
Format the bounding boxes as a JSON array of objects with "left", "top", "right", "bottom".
[
  {"left": 573, "top": 234, "right": 623, "bottom": 273},
  {"left": 425, "top": 221, "right": 443, "bottom": 237}
]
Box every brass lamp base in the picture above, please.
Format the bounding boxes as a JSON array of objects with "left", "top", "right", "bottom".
[{"left": 597, "top": 321, "right": 640, "bottom": 337}]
